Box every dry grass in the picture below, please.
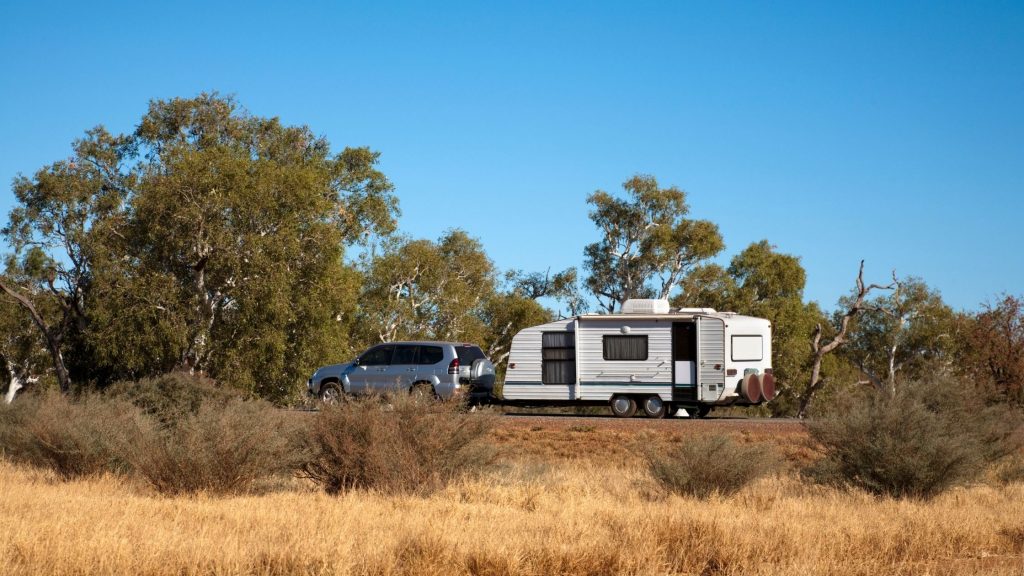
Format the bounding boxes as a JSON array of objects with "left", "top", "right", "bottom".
[{"left": 1, "top": 457, "right": 1023, "bottom": 575}]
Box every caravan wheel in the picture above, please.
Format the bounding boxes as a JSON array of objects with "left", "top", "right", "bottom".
[
  {"left": 690, "top": 405, "right": 712, "bottom": 419},
  {"left": 642, "top": 395, "right": 667, "bottom": 419},
  {"left": 609, "top": 395, "right": 637, "bottom": 418}
]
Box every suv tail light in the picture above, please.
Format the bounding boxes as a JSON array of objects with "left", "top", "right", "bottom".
[{"left": 448, "top": 358, "right": 460, "bottom": 374}]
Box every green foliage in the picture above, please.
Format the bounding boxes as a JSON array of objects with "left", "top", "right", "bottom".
[
  {"left": 507, "top": 267, "right": 588, "bottom": 317},
  {"left": 584, "top": 175, "right": 723, "bottom": 313},
  {"left": 841, "top": 276, "right": 955, "bottom": 392},
  {"left": 804, "top": 377, "right": 1023, "bottom": 499},
  {"left": 297, "top": 394, "right": 497, "bottom": 495},
  {"left": 357, "top": 229, "right": 496, "bottom": 345},
  {"left": 645, "top": 434, "right": 781, "bottom": 498},
  {"left": 104, "top": 371, "right": 240, "bottom": 425},
  {"left": 4, "top": 93, "right": 397, "bottom": 402},
  {"left": 1, "top": 127, "right": 132, "bottom": 391},
  {"left": 0, "top": 291, "right": 53, "bottom": 396}
]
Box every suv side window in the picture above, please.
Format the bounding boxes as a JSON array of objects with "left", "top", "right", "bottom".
[
  {"left": 392, "top": 345, "right": 418, "bottom": 365},
  {"left": 455, "top": 345, "right": 486, "bottom": 365},
  {"left": 360, "top": 345, "right": 394, "bottom": 366},
  {"left": 417, "top": 345, "right": 444, "bottom": 365}
]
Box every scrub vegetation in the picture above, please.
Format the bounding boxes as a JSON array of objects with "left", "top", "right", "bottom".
[{"left": 1, "top": 377, "right": 1022, "bottom": 574}]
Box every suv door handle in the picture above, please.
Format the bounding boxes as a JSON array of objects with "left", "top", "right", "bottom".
[{"left": 406, "top": 368, "right": 416, "bottom": 372}]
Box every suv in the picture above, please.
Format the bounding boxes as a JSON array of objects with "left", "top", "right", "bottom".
[{"left": 308, "top": 342, "right": 496, "bottom": 403}]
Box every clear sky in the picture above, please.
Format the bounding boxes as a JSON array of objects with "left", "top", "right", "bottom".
[{"left": 1, "top": 0, "right": 1021, "bottom": 311}]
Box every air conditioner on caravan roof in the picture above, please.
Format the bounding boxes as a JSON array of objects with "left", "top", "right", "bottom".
[{"left": 621, "top": 299, "right": 671, "bottom": 314}]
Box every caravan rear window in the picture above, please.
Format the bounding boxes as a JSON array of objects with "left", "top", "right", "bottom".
[
  {"left": 603, "top": 335, "right": 648, "bottom": 361},
  {"left": 731, "top": 335, "right": 763, "bottom": 361}
]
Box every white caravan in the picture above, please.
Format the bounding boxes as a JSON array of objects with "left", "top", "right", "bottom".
[{"left": 501, "top": 299, "right": 774, "bottom": 418}]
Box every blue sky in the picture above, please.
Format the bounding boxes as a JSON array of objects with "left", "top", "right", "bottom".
[{"left": 1, "top": 1, "right": 1021, "bottom": 311}]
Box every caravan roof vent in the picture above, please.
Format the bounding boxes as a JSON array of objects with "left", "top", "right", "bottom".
[
  {"left": 621, "top": 299, "right": 671, "bottom": 314},
  {"left": 675, "top": 307, "right": 717, "bottom": 314}
]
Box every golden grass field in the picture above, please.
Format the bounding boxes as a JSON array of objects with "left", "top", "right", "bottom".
[{"left": 2, "top": 417, "right": 1023, "bottom": 576}]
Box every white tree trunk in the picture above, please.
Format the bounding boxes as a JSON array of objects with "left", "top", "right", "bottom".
[{"left": 4, "top": 377, "right": 22, "bottom": 404}]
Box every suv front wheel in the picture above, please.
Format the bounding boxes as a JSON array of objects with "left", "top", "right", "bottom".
[{"left": 319, "top": 382, "right": 343, "bottom": 405}]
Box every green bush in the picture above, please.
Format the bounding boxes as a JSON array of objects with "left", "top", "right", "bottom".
[
  {"left": 804, "top": 377, "right": 1023, "bottom": 499},
  {"left": 105, "top": 371, "right": 240, "bottom": 425},
  {"left": 127, "top": 398, "right": 299, "bottom": 495},
  {"left": 0, "top": 391, "right": 145, "bottom": 479},
  {"left": 645, "top": 434, "right": 780, "bottom": 499},
  {"left": 298, "top": 394, "right": 497, "bottom": 495}
]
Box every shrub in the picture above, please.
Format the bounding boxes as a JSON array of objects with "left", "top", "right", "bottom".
[
  {"left": 0, "top": 391, "right": 145, "bottom": 479},
  {"left": 105, "top": 371, "right": 240, "bottom": 426},
  {"left": 127, "top": 398, "right": 299, "bottom": 495},
  {"left": 645, "top": 434, "right": 780, "bottom": 499},
  {"left": 805, "top": 377, "right": 1023, "bottom": 499},
  {"left": 298, "top": 395, "right": 497, "bottom": 495}
]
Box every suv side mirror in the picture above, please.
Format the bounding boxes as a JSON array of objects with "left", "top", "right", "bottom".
[{"left": 352, "top": 357, "right": 361, "bottom": 366}]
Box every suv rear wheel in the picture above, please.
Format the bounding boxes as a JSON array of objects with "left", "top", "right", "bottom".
[{"left": 410, "top": 382, "right": 436, "bottom": 401}]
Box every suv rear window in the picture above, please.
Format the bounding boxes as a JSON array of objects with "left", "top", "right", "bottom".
[
  {"left": 417, "top": 345, "right": 444, "bottom": 365},
  {"left": 455, "top": 345, "right": 486, "bottom": 365}
]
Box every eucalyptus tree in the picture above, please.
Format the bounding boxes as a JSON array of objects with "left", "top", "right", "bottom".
[
  {"left": 3, "top": 94, "right": 397, "bottom": 401},
  {"left": 0, "top": 286, "right": 53, "bottom": 402},
  {"left": 0, "top": 128, "right": 131, "bottom": 392},
  {"left": 584, "top": 175, "right": 723, "bottom": 313},
  {"left": 357, "top": 230, "right": 495, "bottom": 345},
  {"left": 841, "top": 276, "right": 954, "bottom": 395},
  {"left": 108, "top": 94, "right": 397, "bottom": 400}
]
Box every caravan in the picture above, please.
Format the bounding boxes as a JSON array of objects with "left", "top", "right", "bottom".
[{"left": 501, "top": 299, "right": 774, "bottom": 418}]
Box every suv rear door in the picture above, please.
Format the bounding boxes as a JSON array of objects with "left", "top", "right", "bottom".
[
  {"left": 414, "top": 344, "right": 447, "bottom": 382},
  {"left": 380, "top": 344, "right": 419, "bottom": 392}
]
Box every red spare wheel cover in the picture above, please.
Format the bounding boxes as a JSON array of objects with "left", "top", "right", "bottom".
[
  {"left": 761, "top": 372, "right": 776, "bottom": 401},
  {"left": 744, "top": 373, "right": 761, "bottom": 403}
]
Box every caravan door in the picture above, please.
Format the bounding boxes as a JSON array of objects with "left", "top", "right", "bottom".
[
  {"left": 671, "top": 322, "right": 698, "bottom": 404},
  {"left": 697, "top": 317, "right": 726, "bottom": 401}
]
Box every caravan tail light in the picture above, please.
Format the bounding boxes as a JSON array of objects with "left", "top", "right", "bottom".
[{"left": 448, "top": 358, "right": 460, "bottom": 374}]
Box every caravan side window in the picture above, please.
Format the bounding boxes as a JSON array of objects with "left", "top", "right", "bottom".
[
  {"left": 603, "top": 335, "right": 648, "bottom": 361},
  {"left": 541, "top": 331, "right": 575, "bottom": 384}
]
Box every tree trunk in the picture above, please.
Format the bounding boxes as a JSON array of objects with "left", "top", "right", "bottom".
[
  {"left": 795, "top": 261, "right": 894, "bottom": 418},
  {"left": 0, "top": 279, "right": 72, "bottom": 393}
]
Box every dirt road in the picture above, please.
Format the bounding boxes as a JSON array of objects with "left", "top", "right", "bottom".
[{"left": 490, "top": 412, "right": 809, "bottom": 463}]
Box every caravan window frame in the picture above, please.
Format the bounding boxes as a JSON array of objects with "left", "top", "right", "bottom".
[
  {"left": 541, "top": 331, "right": 576, "bottom": 384},
  {"left": 731, "top": 335, "right": 763, "bottom": 362},
  {"left": 602, "top": 335, "right": 649, "bottom": 361}
]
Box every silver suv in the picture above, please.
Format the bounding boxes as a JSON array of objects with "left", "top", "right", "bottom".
[{"left": 308, "top": 341, "right": 496, "bottom": 402}]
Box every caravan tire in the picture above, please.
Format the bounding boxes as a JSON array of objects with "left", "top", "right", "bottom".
[
  {"left": 642, "top": 395, "right": 667, "bottom": 419},
  {"left": 690, "top": 405, "right": 712, "bottom": 419},
  {"left": 609, "top": 395, "right": 637, "bottom": 418}
]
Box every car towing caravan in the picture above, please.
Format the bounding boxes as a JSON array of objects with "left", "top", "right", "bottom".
[{"left": 501, "top": 299, "right": 774, "bottom": 418}]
